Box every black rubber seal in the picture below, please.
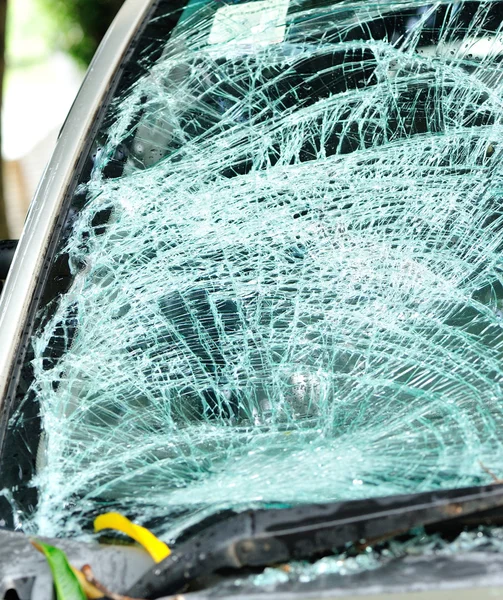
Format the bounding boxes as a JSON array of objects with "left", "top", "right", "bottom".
[{"left": 0, "top": 240, "right": 18, "bottom": 281}]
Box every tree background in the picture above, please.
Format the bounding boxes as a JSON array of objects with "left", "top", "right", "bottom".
[
  {"left": 0, "top": 0, "right": 125, "bottom": 239},
  {"left": 0, "top": 0, "right": 8, "bottom": 239},
  {"left": 43, "top": 0, "right": 125, "bottom": 67}
]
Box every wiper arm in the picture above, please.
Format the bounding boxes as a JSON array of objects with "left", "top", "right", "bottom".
[{"left": 128, "top": 483, "right": 503, "bottom": 598}]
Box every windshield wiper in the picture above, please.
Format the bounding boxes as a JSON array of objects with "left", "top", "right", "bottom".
[{"left": 128, "top": 483, "right": 503, "bottom": 598}]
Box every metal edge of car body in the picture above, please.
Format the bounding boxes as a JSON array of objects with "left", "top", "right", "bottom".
[
  {"left": 0, "top": 0, "right": 155, "bottom": 406},
  {"left": 0, "top": 528, "right": 153, "bottom": 598}
]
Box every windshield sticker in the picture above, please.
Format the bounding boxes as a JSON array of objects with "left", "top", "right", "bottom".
[{"left": 208, "top": 0, "right": 289, "bottom": 46}]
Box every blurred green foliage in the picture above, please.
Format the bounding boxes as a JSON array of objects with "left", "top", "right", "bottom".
[
  {"left": 6, "top": 0, "right": 54, "bottom": 69},
  {"left": 42, "top": 0, "right": 125, "bottom": 67}
]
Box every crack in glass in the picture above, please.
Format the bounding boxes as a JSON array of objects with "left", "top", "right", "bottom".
[{"left": 18, "top": 0, "right": 503, "bottom": 542}]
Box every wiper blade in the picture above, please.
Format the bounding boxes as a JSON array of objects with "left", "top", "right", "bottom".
[{"left": 128, "top": 483, "right": 503, "bottom": 598}]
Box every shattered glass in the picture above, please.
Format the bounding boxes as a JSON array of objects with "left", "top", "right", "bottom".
[
  {"left": 233, "top": 526, "right": 503, "bottom": 591},
  {"left": 9, "top": 0, "right": 503, "bottom": 541}
]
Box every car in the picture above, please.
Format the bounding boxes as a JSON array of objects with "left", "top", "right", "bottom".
[{"left": 2, "top": 0, "right": 503, "bottom": 597}]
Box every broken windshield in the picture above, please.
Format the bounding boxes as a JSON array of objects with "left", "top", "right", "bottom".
[{"left": 2, "top": 0, "right": 503, "bottom": 545}]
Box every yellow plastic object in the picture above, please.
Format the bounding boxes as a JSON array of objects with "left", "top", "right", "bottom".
[
  {"left": 94, "top": 512, "right": 171, "bottom": 563},
  {"left": 71, "top": 567, "right": 104, "bottom": 599}
]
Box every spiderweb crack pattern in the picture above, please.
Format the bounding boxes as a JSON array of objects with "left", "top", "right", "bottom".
[{"left": 25, "top": 0, "right": 503, "bottom": 539}]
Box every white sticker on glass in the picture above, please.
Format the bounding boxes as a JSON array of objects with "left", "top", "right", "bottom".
[{"left": 208, "top": 0, "right": 290, "bottom": 46}]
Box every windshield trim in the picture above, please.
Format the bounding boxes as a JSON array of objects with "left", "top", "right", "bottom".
[
  {"left": 0, "top": 0, "right": 154, "bottom": 412},
  {"left": 128, "top": 483, "right": 503, "bottom": 597}
]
